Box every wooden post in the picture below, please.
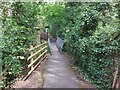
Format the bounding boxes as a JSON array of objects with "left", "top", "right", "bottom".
[
  {"left": 45, "top": 40, "right": 47, "bottom": 59},
  {"left": 30, "top": 45, "right": 34, "bottom": 70},
  {"left": 112, "top": 67, "right": 118, "bottom": 88},
  {"left": 40, "top": 42, "right": 42, "bottom": 61},
  {"left": 43, "top": 40, "right": 47, "bottom": 68},
  {"left": 116, "top": 77, "right": 120, "bottom": 89}
]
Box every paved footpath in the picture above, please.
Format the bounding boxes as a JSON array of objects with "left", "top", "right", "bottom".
[{"left": 43, "top": 43, "right": 82, "bottom": 88}]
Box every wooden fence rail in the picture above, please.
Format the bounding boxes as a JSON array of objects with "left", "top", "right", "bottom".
[
  {"left": 1, "top": 40, "right": 48, "bottom": 89},
  {"left": 23, "top": 40, "right": 47, "bottom": 81}
]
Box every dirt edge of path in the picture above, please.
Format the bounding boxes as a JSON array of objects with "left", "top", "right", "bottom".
[
  {"left": 12, "top": 58, "right": 46, "bottom": 89},
  {"left": 41, "top": 54, "right": 49, "bottom": 87},
  {"left": 64, "top": 53, "right": 96, "bottom": 89}
]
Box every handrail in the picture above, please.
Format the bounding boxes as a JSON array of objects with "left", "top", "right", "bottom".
[
  {"left": 27, "top": 46, "right": 47, "bottom": 60},
  {"left": 23, "top": 40, "right": 48, "bottom": 81},
  {"left": 28, "top": 42, "right": 47, "bottom": 51},
  {"left": 28, "top": 50, "right": 47, "bottom": 68}
]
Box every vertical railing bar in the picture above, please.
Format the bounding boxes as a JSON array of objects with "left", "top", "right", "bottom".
[{"left": 30, "top": 45, "right": 34, "bottom": 71}]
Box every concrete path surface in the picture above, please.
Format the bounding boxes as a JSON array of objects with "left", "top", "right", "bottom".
[{"left": 43, "top": 43, "right": 81, "bottom": 88}]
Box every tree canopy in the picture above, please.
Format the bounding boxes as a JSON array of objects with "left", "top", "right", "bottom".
[{"left": 0, "top": 2, "right": 120, "bottom": 89}]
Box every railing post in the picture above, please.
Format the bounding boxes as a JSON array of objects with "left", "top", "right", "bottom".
[
  {"left": 30, "top": 44, "right": 34, "bottom": 70},
  {"left": 44, "top": 40, "right": 47, "bottom": 67},
  {"left": 45, "top": 40, "right": 47, "bottom": 58}
]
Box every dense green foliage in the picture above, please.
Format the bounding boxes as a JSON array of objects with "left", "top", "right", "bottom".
[
  {"left": 43, "top": 2, "right": 120, "bottom": 89},
  {"left": 40, "top": 3, "right": 66, "bottom": 38},
  {"left": 0, "top": 2, "right": 120, "bottom": 89},
  {"left": 1, "top": 2, "right": 40, "bottom": 87}
]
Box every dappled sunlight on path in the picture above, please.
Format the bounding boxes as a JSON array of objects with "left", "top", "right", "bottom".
[{"left": 43, "top": 43, "right": 82, "bottom": 88}]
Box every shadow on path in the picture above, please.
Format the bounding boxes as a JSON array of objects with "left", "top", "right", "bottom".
[{"left": 43, "top": 43, "right": 82, "bottom": 88}]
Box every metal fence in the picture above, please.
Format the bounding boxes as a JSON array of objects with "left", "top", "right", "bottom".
[{"left": 56, "top": 37, "right": 64, "bottom": 53}]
